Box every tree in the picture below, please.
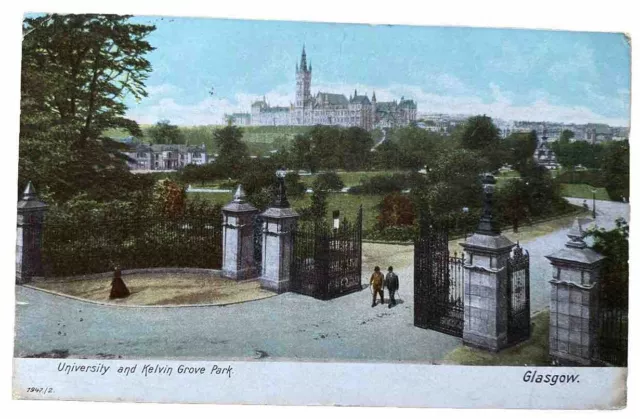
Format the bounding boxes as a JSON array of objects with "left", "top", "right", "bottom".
[
  {"left": 290, "top": 134, "right": 316, "bottom": 172},
  {"left": 586, "top": 218, "right": 628, "bottom": 308},
  {"left": 341, "top": 127, "right": 373, "bottom": 171},
  {"left": 153, "top": 179, "right": 186, "bottom": 218},
  {"left": 601, "top": 141, "right": 629, "bottom": 201},
  {"left": 213, "top": 125, "right": 248, "bottom": 177},
  {"left": 458, "top": 115, "right": 503, "bottom": 171},
  {"left": 559, "top": 129, "right": 575, "bottom": 143},
  {"left": 378, "top": 193, "right": 415, "bottom": 229},
  {"left": 284, "top": 172, "right": 307, "bottom": 198},
  {"left": 496, "top": 178, "right": 530, "bottom": 232},
  {"left": 411, "top": 148, "right": 486, "bottom": 224},
  {"left": 148, "top": 119, "right": 185, "bottom": 145},
  {"left": 312, "top": 172, "right": 344, "bottom": 192},
  {"left": 502, "top": 130, "right": 537, "bottom": 172},
  {"left": 299, "top": 190, "right": 328, "bottom": 222},
  {"left": 20, "top": 14, "right": 156, "bottom": 202}
]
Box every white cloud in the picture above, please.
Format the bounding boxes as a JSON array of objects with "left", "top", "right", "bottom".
[{"left": 127, "top": 80, "right": 630, "bottom": 128}]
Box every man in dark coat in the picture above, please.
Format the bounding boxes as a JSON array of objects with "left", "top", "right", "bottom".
[{"left": 385, "top": 266, "right": 399, "bottom": 308}]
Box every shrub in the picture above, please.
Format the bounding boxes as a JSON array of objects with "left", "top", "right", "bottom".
[
  {"left": 364, "top": 226, "right": 416, "bottom": 242},
  {"left": 153, "top": 179, "right": 187, "bottom": 218},
  {"left": 312, "top": 171, "right": 344, "bottom": 192},
  {"left": 298, "top": 190, "right": 328, "bottom": 222},
  {"left": 349, "top": 173, "right": 414, "bottom": 195},
  {"left": 585, "top": 218, "right": 629, "bottom": 309},
  {"left": 285, "top": 171, "right": 307, "bottom": 198},
  {"left": 555, "top": 170, "right": 606, "bottom": 187},
  {"left": 377, "top": 193, "right": 415, "bottom": 229}
]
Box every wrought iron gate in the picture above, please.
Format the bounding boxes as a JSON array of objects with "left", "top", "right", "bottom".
[
  {"left": 290, "top": 207, "right": 363, "bottom": 300},
  {"left": 506, "top": 243, "right": 531, "bottom": 345},
  {"left": 414, "top": 225, "right": 465, "bottom": 337},
  {"left": 253, "top": 214, "right": 264, "bottom": 275}
]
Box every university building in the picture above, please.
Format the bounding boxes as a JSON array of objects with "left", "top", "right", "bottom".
[{"left": 228, "top": 47, "right": 417, "bottom": 130}]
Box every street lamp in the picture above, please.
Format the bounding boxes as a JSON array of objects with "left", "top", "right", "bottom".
[
  {"left": 591, "top": 189, "right": 597, "bottom": 219},
  {"left": 476, "top": 173, "right": 499, "bottom": 236},
  {"left": 462, "top": 207, "right": 469, "bottom": 240},
  {"left": 273, "top": 168, "right": 290, "bottom": 208}
]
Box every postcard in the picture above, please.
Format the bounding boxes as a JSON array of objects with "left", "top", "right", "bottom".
[{"left": 12, "top": 11, "right": 630, "bottom": 408}]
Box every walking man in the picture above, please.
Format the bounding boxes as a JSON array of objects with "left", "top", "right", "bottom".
[
  {"left": 385, "top": 266, "right": 399, "bottom": 308},
  {"left": 370, "top": 266, "right": 384, "bottom": 307}
]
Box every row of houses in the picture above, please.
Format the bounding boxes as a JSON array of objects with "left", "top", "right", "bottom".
[{"left": 123, "top": 143, "right": 209, "bottom": 171}]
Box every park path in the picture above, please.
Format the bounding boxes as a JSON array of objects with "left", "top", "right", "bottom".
[{"left": 14, "top": 199, "right": 628, "bottom": 362}]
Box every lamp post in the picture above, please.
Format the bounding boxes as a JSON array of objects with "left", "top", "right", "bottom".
[
  {"left": 462, "top": 207, "right": 469, "bottom": 240},
  {"left": 273, "top": 168, "right": 289, "bottom": 208},
  {"left": 591, "top": 189, "right": 597, "bottom": 219},
  {"left": 476, "top": 173, "right": 499, "bottom": 236}
]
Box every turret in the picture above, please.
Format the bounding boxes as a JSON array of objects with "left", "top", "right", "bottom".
[{"left": 295, "top": 45, "right": 312, "bottom": 110}]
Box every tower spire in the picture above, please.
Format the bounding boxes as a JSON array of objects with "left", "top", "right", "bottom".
[{"left": 300, "top": 45, "right": 307, "bottom": 72}]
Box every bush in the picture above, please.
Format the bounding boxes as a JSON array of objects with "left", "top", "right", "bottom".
[
  {"left": 312, "top": 171, "right": 344, "bottom": 192},
  {"left": 349, "top": 173, "right": 415, "bottom": 195},
  {"left": 377, "top": 193, "right": 415, "bottom": 229},
  {"left": 364, "top": 226, "right": 416, "bottom": 242},
  {"left": 285, "top": 172, "right": 307, "bottom": 198},
  {"left": 555, "top": 170, "right": 605, "bottom": 187},
  {"left": 586, "top": 218, "right": 629, "bottom": 309},
  {"left": 298, "top": 190, "right": 328, "bottom": 222},
  {"left": 153, "top": 179, "right": 187, "bottom": 218}
]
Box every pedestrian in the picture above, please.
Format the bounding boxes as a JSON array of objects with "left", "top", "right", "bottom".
[
  {"left": 370, "top": 266, "right": 384, "bottom": 307},
  {"left": 582, "top": 199, "right": 589, "bottom": 211},
  {"left": 385, "top": 266, "right": 399, "bottom": 308}
]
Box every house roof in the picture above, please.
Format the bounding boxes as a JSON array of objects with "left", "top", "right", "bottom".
[
  {"left": 316, "top": 92, "right": 349, "bottom": 106},
  {"left": 350, "top": 94, "right": 371, "bottom": 105}
]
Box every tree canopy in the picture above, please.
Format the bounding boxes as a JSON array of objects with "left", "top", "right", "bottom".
[
  {"left": 20, "top": 14, "right": 156, "bottom": 202},
  {"left": 148, "top": 119, "right": 185, "bottom": 145},
  {"left": 212, "top": 125, "right": 249, "bottom": 177}
]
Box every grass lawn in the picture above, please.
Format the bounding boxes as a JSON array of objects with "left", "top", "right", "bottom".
[
  {"left": 560, "top": 184, "right": 610, "bottom": 201},
  {"left": 190, "top": 191, "right": 382, "bottom": 231},
  {"left": 443, "top": 311, "right": 551, "bottom": 366}
]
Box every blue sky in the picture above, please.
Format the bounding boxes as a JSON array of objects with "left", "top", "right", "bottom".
[{"left": 125, "top": 16, "right": 631, "bottom": 127}]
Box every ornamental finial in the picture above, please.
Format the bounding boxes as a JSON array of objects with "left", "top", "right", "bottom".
[
  {"left": 566, "top": 218, "right": 587, "bottom": 249},
  {"left": 233, "top": 185, "right": 246, "bottom": 203}
]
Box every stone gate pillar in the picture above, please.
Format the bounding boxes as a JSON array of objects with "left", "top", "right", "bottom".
[
  {"left": 260, "top": 169, "right": 299, "bottom": 293},
  {"left": 546, "top": 219, "right": 605, "bottom": 365},
  {"left": 461, "top": 174, "right": 515, "bottom": 351},
  {"left": 222, "top": 185, "right": 259, "bottom": 280},
  {"left": 16, "top": 182, "right": 48, "bottom": 284}
]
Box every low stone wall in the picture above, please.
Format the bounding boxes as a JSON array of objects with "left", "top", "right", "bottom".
[{"left": 31, "top": 267, "right": 223, "bottom": 282}]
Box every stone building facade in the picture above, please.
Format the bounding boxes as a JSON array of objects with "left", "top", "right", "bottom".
[
  {"left": 233, "top": 47, "right": 417, "bottom": 130},
  {"left": 124, "top": 143, "right": 208, "bottom": 171}
]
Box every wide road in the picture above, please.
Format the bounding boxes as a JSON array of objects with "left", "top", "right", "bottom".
[{"left": 14, "top": 199, "right": 628, "bottom": 362}]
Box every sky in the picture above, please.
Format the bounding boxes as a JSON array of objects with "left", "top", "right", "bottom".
[{"left": 124, "top": 16, "right": 631, "bottom": 127}]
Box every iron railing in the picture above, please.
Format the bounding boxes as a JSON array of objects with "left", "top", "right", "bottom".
[{"left": 291, "top": 207, "right": 363, "bottom": 300}]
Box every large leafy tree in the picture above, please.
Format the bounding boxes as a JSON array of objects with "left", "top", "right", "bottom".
[
  {"left": 148, "top": 119, "right": 185, "bottom": 145},
  {"left": 502, "top": 130, "right": 537, "bottom": 172},
  {"left": 212, "top": 125, "right": 249, "bottom": 177},
  {"left": 458, "top": 115, "right": 503, "bottom": 171},
  {"left": 20, "top": 14, "right": 156, "bottom": 202},
  {"left": 411, "top": 148, "right": 486, "bottom": 224},
  {"left": 601, "top": 140, "right": 629, "bottom": 201}
]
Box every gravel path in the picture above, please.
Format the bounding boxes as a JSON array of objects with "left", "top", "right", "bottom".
[{"left": 14, "top": 198, "right": 628, "bottom": 362}]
